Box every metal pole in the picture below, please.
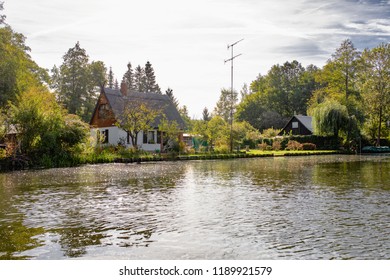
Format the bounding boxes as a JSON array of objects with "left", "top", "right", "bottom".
[
  {"left": 230, "top": 45, "right": 234, "bottom": 153},
  {"left": 225, "top": 39, "right": 243, "bottom": 153}
]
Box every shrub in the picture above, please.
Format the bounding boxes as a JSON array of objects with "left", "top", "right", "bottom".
[
  {"left": 286, "top": 140, "right": 303, "bottom": 151},
  {"left": 272, "top": 140, "right": 281, "bottom": 151},
  {"left": 302, "top": 143, "right": 316, "bottom": 150},
  {"left": 258, "top": 142, "right": 269, "bottom": 151},
  {"left": 214, "top": 144, "right": 229, "bottom": 154}
]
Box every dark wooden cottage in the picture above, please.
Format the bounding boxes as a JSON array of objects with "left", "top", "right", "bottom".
[{"left": 278, "top": 115, "right": 313, "bottom": 136}]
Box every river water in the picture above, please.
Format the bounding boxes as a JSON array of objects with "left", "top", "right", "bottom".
[{"left": 0, "top": 154, "right": 389, "bottom": 260}]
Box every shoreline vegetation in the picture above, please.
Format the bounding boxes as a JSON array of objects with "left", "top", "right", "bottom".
[{"left": 0, "top": 149, "right": 342, "bottom": 172}]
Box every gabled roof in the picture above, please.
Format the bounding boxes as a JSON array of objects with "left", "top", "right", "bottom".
[
  {"left": 278, "top": 115, "right": 313, "bottom": 136},
  {"left": 102, "top": 88, "right": 186, "bottom": 129},
  {"left": 294, "top": 115, "right": 313, "bottom": 133}
]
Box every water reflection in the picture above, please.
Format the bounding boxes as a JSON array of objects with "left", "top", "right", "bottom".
[{"left": 0, "top": 155, "right": 390, "bottom": 259}]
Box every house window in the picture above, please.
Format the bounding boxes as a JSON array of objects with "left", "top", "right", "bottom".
[
  {"left": 101, "top": 129, "right": 109, "bottom": 144},
  {"left": 98, "top": 104, "right": 109, "bottom": 119},
  {"left": 292, "top": 121, "right": 299, "bottom": 129},
  {"left": 148, "top": 131, "right": 155, "bottom": 144},
  {"left": 143, "top": 131, "right": 148, "bottom": 144},
  {"left": 143, "top": 131, "right": 155, "bottom": 144}
]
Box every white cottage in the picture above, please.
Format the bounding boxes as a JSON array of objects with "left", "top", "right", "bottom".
[{"left": 90, "top": 85, "right": 185, "bottom": 152}]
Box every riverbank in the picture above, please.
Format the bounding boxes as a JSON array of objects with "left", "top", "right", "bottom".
[{"left": 0, "top": 150, "right": 342, "bottom": 172}]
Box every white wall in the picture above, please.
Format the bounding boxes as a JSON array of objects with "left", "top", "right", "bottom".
[{"left": 91, "top": 127, "right": 161, "bottom": 152}]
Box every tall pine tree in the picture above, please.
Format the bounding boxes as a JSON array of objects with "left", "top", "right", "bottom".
[
  {"left": 108, "top": 67, "right": 114, "bottom": 89},
  {"left": 122, "top": 62, "right": 134, "bottom": 90},
  {"left": 202, "top": 107, "right": 211, "bottom": 121},
  {"left": 134, "top": 65, "right": 145, "bottom": 92},
  {"left": 165, "top": 87, "right": 179, "bottom": 108},
  {"left": 144, "top": 61, "right": 161, "bottom": 93}
]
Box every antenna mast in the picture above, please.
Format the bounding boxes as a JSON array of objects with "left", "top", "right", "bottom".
[{"left": 224, "top": 38, "right": 243, "bottom": 153}]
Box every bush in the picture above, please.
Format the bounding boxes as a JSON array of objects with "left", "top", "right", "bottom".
[
  {"left": 214, "top": 144, "right": 229, "bottom": 154},
  {"left": 272, "top": 140, "right": 281, "bottom": 151},
  {"left": 258, "top": 142, "right": 269, "bottom": 151},
  {"left": 302, "top": 143, "right": 316, "bottom": 150},
  {"left": 286, "top": 140, "right": 303, "bottom": 151}
]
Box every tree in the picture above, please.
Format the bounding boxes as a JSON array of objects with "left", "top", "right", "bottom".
[
  {"left": 89, "top": 60, "right": 107, "bottom": 90},
  {"left": 134, "top": 65, "right": 145, "bottom": 92},
  {"left": 108, "top": 67, "right": 114, "bottom": 89},
  {"left": 0, "top": 26, "right": 48, "bottom": 106},
  {"left": 235, "top": 91, "right": 286, "bottom": 131},
  {"left": 312, "top": 99, "right": 349, "bottom": 138},
  {"left": 0, "top": 109, "right": 6, "bottom": 142},
  {"left": 122, "top": 62, "right": 134, "bottom": 90},
  {"left": 144, "top": 61, "right": 161, "bottom": 93},
  {"left": 158, "top": 117, "right": 181, "bottom": 152},
  {"left": 116, "top": 100, "right": 160, "bottom": 151},
  {"left": 179, "top": 105, "right": 191, "bottom": 131},
  {"left": 214, "top": 88, "right": 238, "bottom": 123},
  {"left": 330, "top": 39, "right": 360, "bottom": 101},
  {"left": 240, "top": 83, "right": 249, "bottom": 100},
  {"left": 202, "top": 107, "right": 211, "bottom": 121},
  {"left": 51, "top": 42, "right": 105, "bottom": 122},
  {"left": 266, "top": 60, "right": 308, "bottom": 117},
  {"left": 206, "top": 116, "right": 229, "bottom": 150},
  {"left": 360, "top": 43, "right": 390, "bottom": 146},
  {"left": 9, "top": 85, "right": 89, "bottom": 159},
  {"left": 165, "top": 87, "right": 179, "bottom": 108},
  {"left": 1, "top": 1, "right": 6, "bottom": 25},
  {"left": 309, "top": 40, "right": 362, "bottom": 120}
]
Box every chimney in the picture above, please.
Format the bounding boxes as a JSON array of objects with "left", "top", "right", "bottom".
[{"left": 120, "top": 82, "right": 128, "bottom": 96}]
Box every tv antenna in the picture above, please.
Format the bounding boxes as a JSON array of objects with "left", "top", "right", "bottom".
[{"left": 224, "top": 38, "right": 243, "bottom": 153}]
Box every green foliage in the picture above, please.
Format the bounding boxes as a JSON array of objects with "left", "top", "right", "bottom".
[
  {"left": 0, "top": 110, "right": 6, "bottom": 141},
  {"left": 202, "top": 107, "right": 211, "bottom": 121},
  {"left": 165, "top": 88, "right": 179, "bottom": 108},
  {"left": 236, "top": 61, "right": 318, "bottom": 131},
  {"left": 214, "top": 88, "right": 238, "bottom": 123},
  {"left": 116, "top": 100, "right": 160, "bottom": 150},
  {"left": 359, "top": 43, "right": 390, "bottom": 145},
  {"left": 0, "top": 26, "right": 49, "bottom": 107},
  {"left": 9, "top": 86, "right": 89, "bottom": 167},
  {"left": 235, "top": 91, "right": 286, "bottom": 131},
  {"left": 144, "top": 61, "right": 161, "bottom": 93},
  {"left": 122, "top": 62, "right": 134, "bottom": 90},
  {"left": 262, "top": 128, "right": 280, "bottom": 138},
  {"left": 179, "top": 105, "right": 192, "bottom": 131},
  {"left": 0, "top": 1, "right": 5, "bottom": 25},
  {"left": 313, "top": 99, "right": 349, "bottom": 137},
  {"left": 51, "top": 42, "right": 106, "bottom": 122},
  {"left": 232, "top": 121, "right": 260, "bottom": 148},
  {"left": 158, "top": 117, "right": 181, "bottom": 152}
]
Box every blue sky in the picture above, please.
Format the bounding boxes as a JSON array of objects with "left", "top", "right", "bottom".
[{"left": 4, "top": 0, "right": 390, "bottom": 118}]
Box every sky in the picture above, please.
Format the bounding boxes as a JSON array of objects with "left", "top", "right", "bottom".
[{"left": 4, "top": 0, "right": 390, "bottom": 118}]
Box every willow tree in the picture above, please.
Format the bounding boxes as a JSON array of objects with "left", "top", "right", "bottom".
[
  {"left": 313, "top": 100, "right": 349, "bottom": 138},
  {"left": 360, "top": 43, "right": 390, "bottom": 146}
]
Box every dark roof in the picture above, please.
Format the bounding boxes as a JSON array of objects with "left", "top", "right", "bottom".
[
  {"left": 278, "top": 115, "right": 313, "bottom": 135},
  {"left": 103, "top": 88, "right": 186, "bottom": 129},
  {"left": 294, "top": 115, "right": 313, "bottom": 132}
]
